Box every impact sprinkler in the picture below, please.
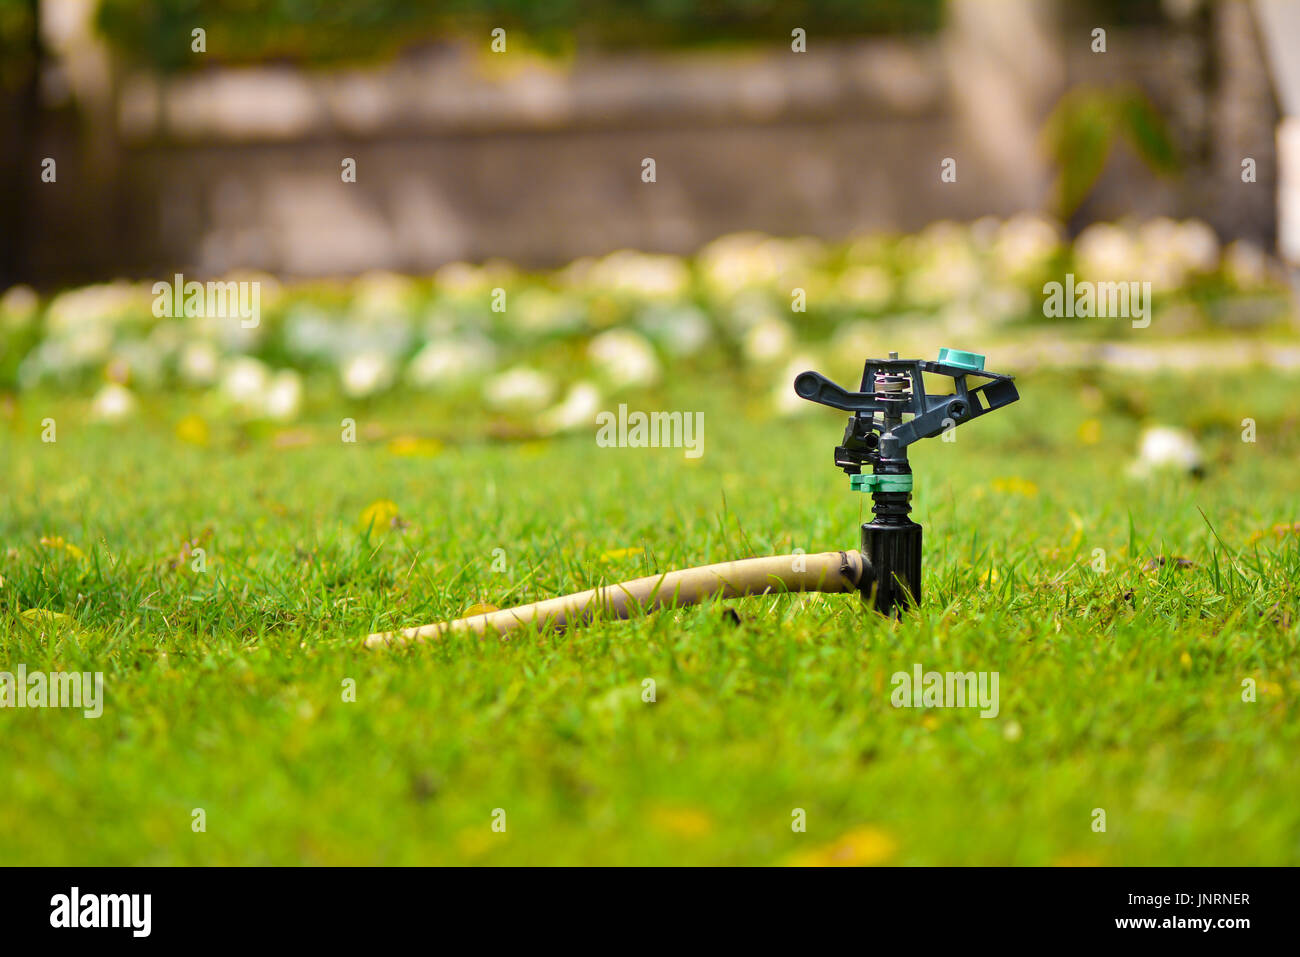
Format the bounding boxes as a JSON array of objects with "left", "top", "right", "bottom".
[
  {"left": 792, "top": 348, "right": 1020, "bottom": 616},
  {"left": 363, "top": 348, "right": 1017, "bottom": 648}
]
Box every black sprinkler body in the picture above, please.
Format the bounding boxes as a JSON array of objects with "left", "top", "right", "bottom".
[{"left": 794, "top": 349, "right": 1020, "bottom": 616}]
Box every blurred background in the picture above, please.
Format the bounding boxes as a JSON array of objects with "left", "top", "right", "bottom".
[
  {"left": 2, "top": 0, "right": 1300, "bottom": 429},
  {"left": 6, "top": 2, "right": 1300, "bottom": 869}
]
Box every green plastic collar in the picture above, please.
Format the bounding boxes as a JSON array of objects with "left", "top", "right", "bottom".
[{"left": 850, "top": 473, "right": 914, "bottom": 493}]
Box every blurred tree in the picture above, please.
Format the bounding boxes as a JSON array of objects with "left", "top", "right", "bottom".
[{"left": 1041, "top": 84, "right": 1181, "bottom": 227}]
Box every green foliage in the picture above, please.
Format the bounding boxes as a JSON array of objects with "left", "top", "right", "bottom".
[
  {"left": 95, "top": 0, "right": 943, "bottom": 70},
  {"left": 1042, "top": 85, "right": 1181, "bottom": 222}
]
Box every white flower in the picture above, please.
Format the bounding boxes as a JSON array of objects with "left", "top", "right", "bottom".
[
  {"left": 179, "top": 341, "right": 221, "bottom": 386},
  {"left": 993, "top": 214, "right": 1062, "bottom": 277},
  {"left": 64, "top": 324, "right": 113, "bottom": 368},
  {"left": 16, "top": 345, "right": 50, "bottom": 389},
  {"left": 483, "top": 366, "right": 556, "bottom": 411},
  {"left": 902, "top": 232, "right": 982, "bottom": 305},
  {"left": 580, "top": 250, "right": 691, "bottom": 299},
  {"left": 1075, "top": 223, "right": 1138, "bottom": 284},
  {"left": 977, "top": 284, "right": 1031, "bottom": 324},
  {"left": 284, "top": 306, "right": 341, "bottom": 360},
  {"left": 341, "top": 352, "right": 395, "bottom": 398},
  {"left": 699, "top": 233, "right": 823, "bottom": 296},
  {"left": 352, "top": 270, "right": 415, "bottom": 319},
  {"left": 216, "top": 357, "right": 301, "bottom": 419},
  {"left": 772, "top": 354, "right": 821, "bottom": 416},
  {"left": 46, "top": 282, "right": 143, "bottom": 335},
  {"left": 434, "top": 261, "right": 488, "bottom": 294},
  {"left": 220, "top": 356, "right": 271, "bottom": 407},
  {"left": 1169, "top": 219, "right": 1219, "bottom": 272},
  {"left": 538, "top": 381, "right": 603, "bottom": 434},
  {"left": 636, "top": 303, "right": 713, "bottom": 356},
  {"left": 511, "top": 288, "right": 584, "bottom": 335},
  {"left": 90, "top": 383, "right": 137, "bottom": 422},
  {"left": 743, "top": 317, "right": 794, "bottom": 364},
  {"left": 587, "top": 329, "right": 660, "bottom": 387},
  {"left": 1129, "top": 425, "right": 1204, "bottom": 479},
  {"left": 263, "top": 370, "right": 303, "bottom": 422},
  {"left": 838, "top": 266, "right": 894, "bottom": 310},
  {"left": 406, "top": 337, "right": 496, "bottom": 390},
  {"left": 22, "top": 326, "right": 111, "bottom": 382},
  {"left": 1127, "top": 218, "right": 1215, "bottom": 289},
  {"left": 434, "top": 260, "right": 515, "bottom": 297},
  {"left": 339, "top": 313, "right": 411, "bottom": 361}
]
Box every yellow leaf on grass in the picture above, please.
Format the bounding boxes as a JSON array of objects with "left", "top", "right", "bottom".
[
  {"left": 387, "top": 435, "right": 443, "bottom": 458},
  {"left": 647, "top": 805, "right": 714, "bottom": 839},
  {"left": 600, "top": 546, "right": 641, "bottom": 560},
  {"left": 787, "top": 826, "right": 898, "bottom": 867},
  {"left": 21, "top": 608, "right": 71, "bottom": 624},
  {"left": 1054, "top": 851, "right": 1104, "bottom": 866},
  {"left": 357, "top": 499, "right": 401, "bottom": 534},
  {"left": 462, "top": 603, "right": 500, "bottom": 617},
  {"left": 1067, "top": 510, "right": 1085, "bottom": 552},
  {"left": 1077, "top": 418, "right": 1101, "bottom": 445},
  {"left": 990, "top": 477, "right": 1039, "bottom": 498},
  {"left": 1249, "top": 522, "right": 1300, "bottom": 544},
  {"left": 959, "top": 560, "right": 1000, "bottom": 585},
  {"left": 39, "top": 536, "right": 84, "bottom": 560},
  {"left": 456, "top": 827, "right": 498, "bottom": 859},
  {"left": 174, "top": 413, "right": 210, "bottom": 446}
]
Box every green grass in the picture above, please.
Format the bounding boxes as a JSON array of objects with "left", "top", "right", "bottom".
[{"left": 1, "top": 368, "right": 1298, "bottom": 865}]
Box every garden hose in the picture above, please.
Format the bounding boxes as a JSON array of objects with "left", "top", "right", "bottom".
[{"left": 363, "top": 550, "right": 866, "bottom": 648}]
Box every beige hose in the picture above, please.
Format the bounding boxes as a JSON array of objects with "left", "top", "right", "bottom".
[{"left": 364, "top": 550, "right": 866, "bottom": 649}]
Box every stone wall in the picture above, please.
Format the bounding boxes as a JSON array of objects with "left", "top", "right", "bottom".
[{"left": 12, "top": 2, "right": 1283, "bottom": 286}]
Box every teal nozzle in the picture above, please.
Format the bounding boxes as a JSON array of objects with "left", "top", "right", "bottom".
[{"left": 937, "top": 348, "right": 985, "bottom": 372}]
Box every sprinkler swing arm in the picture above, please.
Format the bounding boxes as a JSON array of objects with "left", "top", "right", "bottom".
[
  {"left": 793, "top": 353, "right": 1018, "bottom": 468},
  {"left": 363, "top": 348, "right": 1018, "bottom": 649}
]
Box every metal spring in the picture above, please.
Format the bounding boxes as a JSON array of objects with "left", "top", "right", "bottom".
[{"left": 873, "top": 371, "right": 911, "bottom": 401}]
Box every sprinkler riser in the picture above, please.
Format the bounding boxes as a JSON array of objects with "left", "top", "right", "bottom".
[
  {"left": 860, "top": 470, "right": 921, "bottom": 616},
  {"left": 860, "top": 517, "right": 922, "bottom": 616}
]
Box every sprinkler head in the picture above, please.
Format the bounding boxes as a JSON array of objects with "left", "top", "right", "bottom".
[{"left": 794, "top": 348, "right": 1020, "bottom": 615}]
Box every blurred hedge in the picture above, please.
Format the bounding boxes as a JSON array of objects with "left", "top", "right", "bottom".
[
  {"left": 95, "top": 0, "right": 943, "bottom": 71},
  {"left": 0, "top": 0, "right": 35, "bottom": 92}
]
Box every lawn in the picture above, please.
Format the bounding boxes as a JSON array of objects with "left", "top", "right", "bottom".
[{"left": 2, "top": 365, "right": 1297, "bottom": 865}]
